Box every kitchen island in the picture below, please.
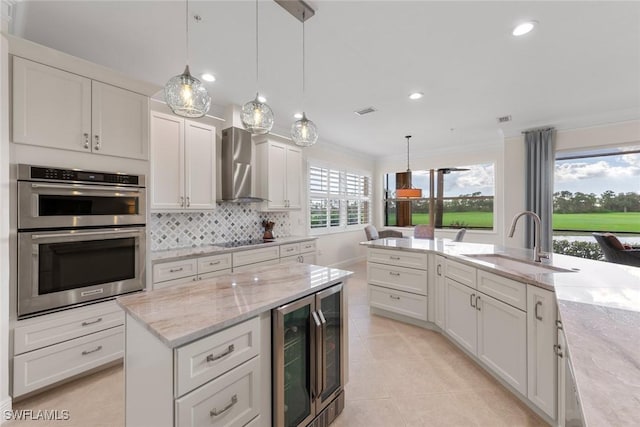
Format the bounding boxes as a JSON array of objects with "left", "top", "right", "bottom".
[
  {"left": 117, "top": 263, "right": 352, "bottom": 427},
  {"left": 362, "top": 237, "right": 640, "bottom": 427}
]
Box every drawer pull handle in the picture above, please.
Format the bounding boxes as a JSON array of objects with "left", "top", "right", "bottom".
[
  {"left": 206, "top": 344, "right": 235, "bottom": 362},
  {"left": 476, "top": 295, "right": 481, "bottom": 311},
  {"left": 389, "top": 256, "right": 400, "bottom": 260},
  {"left": 81, "top": 345, "right": 103, "bottom": 356},
  {"left": 556, "top": 319, "right": 563, "bottom": 330},
  {"left": 389, "top": 295, "right": 400, "bottom": 300},
  {"left": 286, "top": 248, "right": 295, "bottom": 252},
  {"left": 535, "top": 301, "right": 543, "bottom": 321},
  {"left": 81, "top": 317, "right": 103, "bottom": 327},
  {"left": 554, "top": 344, "right": 563, "bottom": 358},
  {"left": 437, "top": 264, "right": 442, "bottom": 276},
  {"left": 470, "top": 293, "right": 476, "bottom": 308},
  {"left": 389, "top": 271, "right": 400, "bottom": 276},
  {"left": 169, "top": 267, "right": 184, "bottom": 273},
  {"left": 210, "top": 394, "right": 238, "bottom": 417},
  {"left": 209, "top": 261, "right": 221, "bottom": 265}
]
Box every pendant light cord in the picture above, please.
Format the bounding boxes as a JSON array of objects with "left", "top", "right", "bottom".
[
  {"left": 406, "top": 136, "right": 411, "bottom": 172},
  {"left": 255, "top": 0, "right": 259, "bottom": 92},
  {"left": 302, "top": 10, "right": 306, "bottom": 112},
  {"left": 185, "top": 0, "right": 189, "bottom": 66}
]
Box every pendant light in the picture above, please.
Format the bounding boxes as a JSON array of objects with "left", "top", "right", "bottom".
[
  {"left": 396, "top": 135, "right": 423, "bottom": 199},
  {"left": 164, "top": 0, "right": 211, "bottom": 118},
  {"left": 291, "top": 10, "right": 318, "bottom": 147},
  {"left": 241, "top": 0, "right": 274, "bottom": 134}
]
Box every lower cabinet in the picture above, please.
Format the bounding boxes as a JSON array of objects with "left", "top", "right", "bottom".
[
  {"left": 445, "top": 277, "right": 527, "bottom": 395},
  {"left": 434, "top": 255, "right": 446, "bottom": 329},
  {"left": 369, "top": 285, "right": 427, "bottom": 321}
]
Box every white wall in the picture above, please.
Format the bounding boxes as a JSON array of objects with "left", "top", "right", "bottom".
[
  {"left": 374, "top": 139, "right": 505, "bottom": 245},
  {"left": 503, "top": 120, "right": 640, "bottom": 248}
]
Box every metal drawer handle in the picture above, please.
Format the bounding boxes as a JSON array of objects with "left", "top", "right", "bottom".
[
  {"left": 389, "top": 295, "right": 400, "bottom": 300},
  {"left": 389, "top": 256, "right": 400, "bottom": 260},
  {"left": 186, "top": 196, "right": 190, "bottom": 207},
  {"left": 81, "top": 345, "right": 103, "bottom": 356},
  {"left": 437, "top": 264, "right": 442, "bottom": 276},
  {"left": 556, "top": 319, "right": 563, "bottom": 330},
  {"left": 535, "top": 301, "right": 543, "bottom": 321},
  {"left": 94, "top": 135, "right": 100, "bottom": 150},
  {"left": 81, "top": 317, "right": 103, "bottom": 327},
  {"left": 286, "top": 248, "right": 295, "bottom": 252},
  {"left": 554, "top": 344, "right": 564, "bottom": 358},
  {"left": 83, "top": 133, "right": 89, "bottom": 149},
  {"left": 209, "top": 261, "right": 221, "bottom": 265},
  {"left": 476, "top": 295, "right": 481, "bottom": 311},
  {"left": 169, "top": 267, "right": 184, "bottom": 273},
  {"left": 389, "top": 271, "right": 400, "bottom": 276},
  {"left": 470, "top": 293, "right": 476, "bottom": 308},
  {"left": 206, "top": 344, "right": 235, "bottom": 362},
  {"left": 210, "top": 394, "right": 238, "bottom": 417}
]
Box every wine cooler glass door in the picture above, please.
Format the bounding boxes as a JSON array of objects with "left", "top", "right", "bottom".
[{"left": 316, "top": 283, "right": 345, "bottom": 412}]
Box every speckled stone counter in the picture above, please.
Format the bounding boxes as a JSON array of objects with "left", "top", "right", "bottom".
[
  {"left": 150, "top": 236, "right": 317, "bottom": 262},
  {"left": 117, "top": 263, "right": 351, "bottom": 348},
  {"left": 362, "top": 237, "right": 640, "bottom": 427}
]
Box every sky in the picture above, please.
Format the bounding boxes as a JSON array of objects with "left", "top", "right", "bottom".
[{"left": 555, "top": 152, "right": 640, "bottom": 195}]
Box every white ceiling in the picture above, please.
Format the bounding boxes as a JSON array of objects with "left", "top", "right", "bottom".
[{"left": 11, "top": 1, "right": 640, "bottom": 158}]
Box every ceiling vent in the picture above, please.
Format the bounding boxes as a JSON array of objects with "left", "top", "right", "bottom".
[
  {"left": 497, "top": 115, "right": 512, "bottom": 123},
  {"left": 355, "top": 107, "right": 377, "bottom": 116}
]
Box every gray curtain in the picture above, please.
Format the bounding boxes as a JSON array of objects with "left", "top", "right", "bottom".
[{"left": 524, "top": 128, "right": 555, "bottom": 252}]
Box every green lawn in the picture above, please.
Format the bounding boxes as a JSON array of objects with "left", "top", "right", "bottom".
[
  {"left": 387, "top": 212, "right": 494, "bottom": 228},
  {"left": 552, "top": 212, "right": 640, "bottom": 232}
]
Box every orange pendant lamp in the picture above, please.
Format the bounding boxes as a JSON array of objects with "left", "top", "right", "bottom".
[{"left": 396, "top": 135, "right": 422, "bottom": 199}]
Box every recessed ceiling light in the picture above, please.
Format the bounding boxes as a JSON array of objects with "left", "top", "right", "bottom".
[
  {"left": 512, "top": 21, "right": 537, "bottom": 36},
  {"left": 409, "top": 92, "right": 424, "bottom": 100},
  {"left": 201, "top": 73, "right": 216, "bottom": 82},
  {"left": 257, "top": 95, "right": 267, "bottom": 103},
  {"left": 294, "top": 112, "right": 303, "bottom": 119}
]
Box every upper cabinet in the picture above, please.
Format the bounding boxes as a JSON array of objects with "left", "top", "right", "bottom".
[
  {"left": 12, "top": 57, "right": 149, "bottom": 160},
  {"left": 255, "top": 139, "right": 302, "bottom": 211},
  {"left": 150, "top": 111, "right": 216, "bottom": 211}
]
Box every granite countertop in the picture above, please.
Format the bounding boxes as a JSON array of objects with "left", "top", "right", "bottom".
[
  {"left": 363, "top": 237, "right": 640, "bottom": 427},
  {"left": 117, "top": 263, "right": 352, "bottom": 348},
  {"left": 150, "top": 236, "right": 317, "bottom": 262}
]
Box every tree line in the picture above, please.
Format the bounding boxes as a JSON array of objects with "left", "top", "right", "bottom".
[
  {"left": 407, "top": 192, "right": 494, "bottom": 214},
  {"left": 553, "top": 191, "right": 640, "bottom": 214}
]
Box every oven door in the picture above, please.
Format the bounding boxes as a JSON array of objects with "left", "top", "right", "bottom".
[
  {"left": 18, "top": 181, "right": 146, "bottom": 229},
  {"left": 18, "top": 227, "right": 146, "bottom": 317}
]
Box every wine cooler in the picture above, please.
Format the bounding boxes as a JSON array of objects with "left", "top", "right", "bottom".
[{"left": 273, "top": 283, "right": 346, "bottom": 427}]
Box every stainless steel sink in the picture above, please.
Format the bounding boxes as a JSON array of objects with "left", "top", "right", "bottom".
[{"left": 463, "top": 254, "right": 575, "bottom": 274}]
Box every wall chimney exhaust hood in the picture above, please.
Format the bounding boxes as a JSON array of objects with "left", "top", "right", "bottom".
[{"left": 218, "top": 126, "right": 268, "bottom": 203}]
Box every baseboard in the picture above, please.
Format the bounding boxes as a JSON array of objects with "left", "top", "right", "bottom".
[
  {"left": 328, "top": 255, "right": 365, "bottom": 269},
  {"left": 0, "top": 397, "right": 12, "bottom": 425}
]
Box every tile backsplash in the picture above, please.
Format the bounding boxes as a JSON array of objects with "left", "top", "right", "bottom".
[{"left": 150, "top": 204, "right": 291, "bottom": 251}]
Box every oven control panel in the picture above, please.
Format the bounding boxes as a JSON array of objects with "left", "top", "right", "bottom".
[{"left": 21, "top": 165, "right": 142, "bottom": 186}]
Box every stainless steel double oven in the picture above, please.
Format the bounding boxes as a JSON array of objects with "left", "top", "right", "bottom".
[{"left": 17, "top": 164, "right": 146, "bottom": 318}]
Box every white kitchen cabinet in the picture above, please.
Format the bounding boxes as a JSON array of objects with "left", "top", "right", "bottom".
[
  {"left": 527, "top": 286, "right": 557, "bottom": 418},
  {"left": 13, "top": 57, "right": 148, "bottom": 159},
  {"left": 150, "top": 111, "right": 216, "bottom": 211},
  {"left": 255, "top": 139, "right": 302, "bottom": 210},
  {"left": 369, "top": 285, "right": 427, "bottom": 321},
  {"left": 444, "top": 278, "right": 477, "bottom": 354},
  {"left": 152, "top": 253, "right": 231, "bottom": 289},
  {"left": 434, "top": 255, "right": 446, "bottom": 329}
]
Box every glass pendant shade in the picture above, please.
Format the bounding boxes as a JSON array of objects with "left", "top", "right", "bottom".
[
  {"left": 164, "top": 65, "right": 211, "bottom": 118},
  {"left": 291, "top": 113, "right": 318, "bottom": 147},
  {"left": 241, "top": 94, "right": 274, "bottom": 135}
]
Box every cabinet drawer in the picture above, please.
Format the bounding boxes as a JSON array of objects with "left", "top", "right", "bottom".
[
  {"left": 369, "top": 285, "right": 427, "bottom": 321},
  {"left": 13, "top": 326, "right": 123, "bottom": 397},
  {"left": 14, "top": 301, "right": 123, "bottom": 354},
  {"left": 445, "top": 259, "right": 476, "bottom": 288},
  {"left": 367, "top": 249, "right": 427, "bottom": 270},
  {"left": 300, "top": 240, "right": 316, "bottom": 253},
  {"left": 176, "top": 357, "right": 260, "bottom": 427},
  {"left": 279, "top": 243, "right": 300, "bottom": 257},
  {"left": 477, "top": 270, "right": 526, "bottom": 310},
  {"left": 199, "top": 254, "right": 232, "bottom": 274},
  {"left": 198, "top": 269, "right": 232, "bottom": 281},
  {"left": 280, "top": 254, "right": 301, "bottom": 265},
  {"left": 367, "top": 263, "right": 428, "bottom": 295},
  {"left": 154, "top": 275, "right": 196, "bottom": 290},
  {"left": 232, "top": 246, "right": 280, "bottom": 267},
  {"left": 232, "top": 258, "right": 279, "bottom": 273},
  {"left": 175, "top": 317, "right": 260, "bottom": 397},
  {"left": 153, "top": 259, "right": 198, "bottom": 283}
]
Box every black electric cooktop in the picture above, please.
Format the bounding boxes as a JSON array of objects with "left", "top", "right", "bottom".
[{"left": 216, "top": 239, "right": 276, "bottom": 248}]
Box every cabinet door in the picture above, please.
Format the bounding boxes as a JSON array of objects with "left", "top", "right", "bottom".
[
  {"left": 316, "top": 284, "right": 345, "bottom": 413},
  {"left": 477, "top": 293, "right": 527, "bottom": 395},
  {"left": 184, "top": 121, "right": 216, "bottom": 210},
  {"left": 285, "top": 146, "right": 303, "bottom": 209},
  {"left": 13, "top": 57, "right": 91, "bottom": 152},
  {"left": 444, "top": 278, "right": 477, "bottom": 354},
  {"left": 150, "top": 112, "right": 185, "bottom": 210},
  {"left": 267, "top": 143, "right": 287, "bottom": 209},
  {"left": 527, "top": 286, "right": 557, "bottom": 418},
  {"left": 300, "top": 252, "right": 317, "bottom": 265},
  {"left": 91, "top": 81, "right": 149, "bottom": 159},
  {"left": 434, "top": 255, "right": 446, "bottom": 329}
]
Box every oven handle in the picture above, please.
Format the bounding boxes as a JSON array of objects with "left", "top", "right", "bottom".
[
  {"left": 31, "top": 229, "right": 144, "bottom": 240},
  {"left": 30, "top": 183, "right": 142, "bottom": 193}
]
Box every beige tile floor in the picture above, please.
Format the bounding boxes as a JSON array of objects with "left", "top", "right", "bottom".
[{"left": 7, "top": 261, "right": 547, "bottom": 427}]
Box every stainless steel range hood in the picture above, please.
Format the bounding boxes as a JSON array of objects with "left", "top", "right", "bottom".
[{"left": 219, "top": 126, "right": 267, "bottom": 203}]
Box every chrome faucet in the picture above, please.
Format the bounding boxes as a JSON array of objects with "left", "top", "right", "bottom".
[{"left": 508, "top": 211, "right": 549, "bottom": 263}]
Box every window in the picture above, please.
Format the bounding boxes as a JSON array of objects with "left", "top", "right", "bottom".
[
  {"left": 383, "top": 163, "right": 495, "bottom": 230},
  {"left": 309, "top": 164, "right": 371, "bottom": 233}
]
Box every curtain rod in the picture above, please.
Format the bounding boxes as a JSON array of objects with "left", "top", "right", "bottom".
[{"left": 521, "top": 127, "right": 554, "bottom": 134}]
